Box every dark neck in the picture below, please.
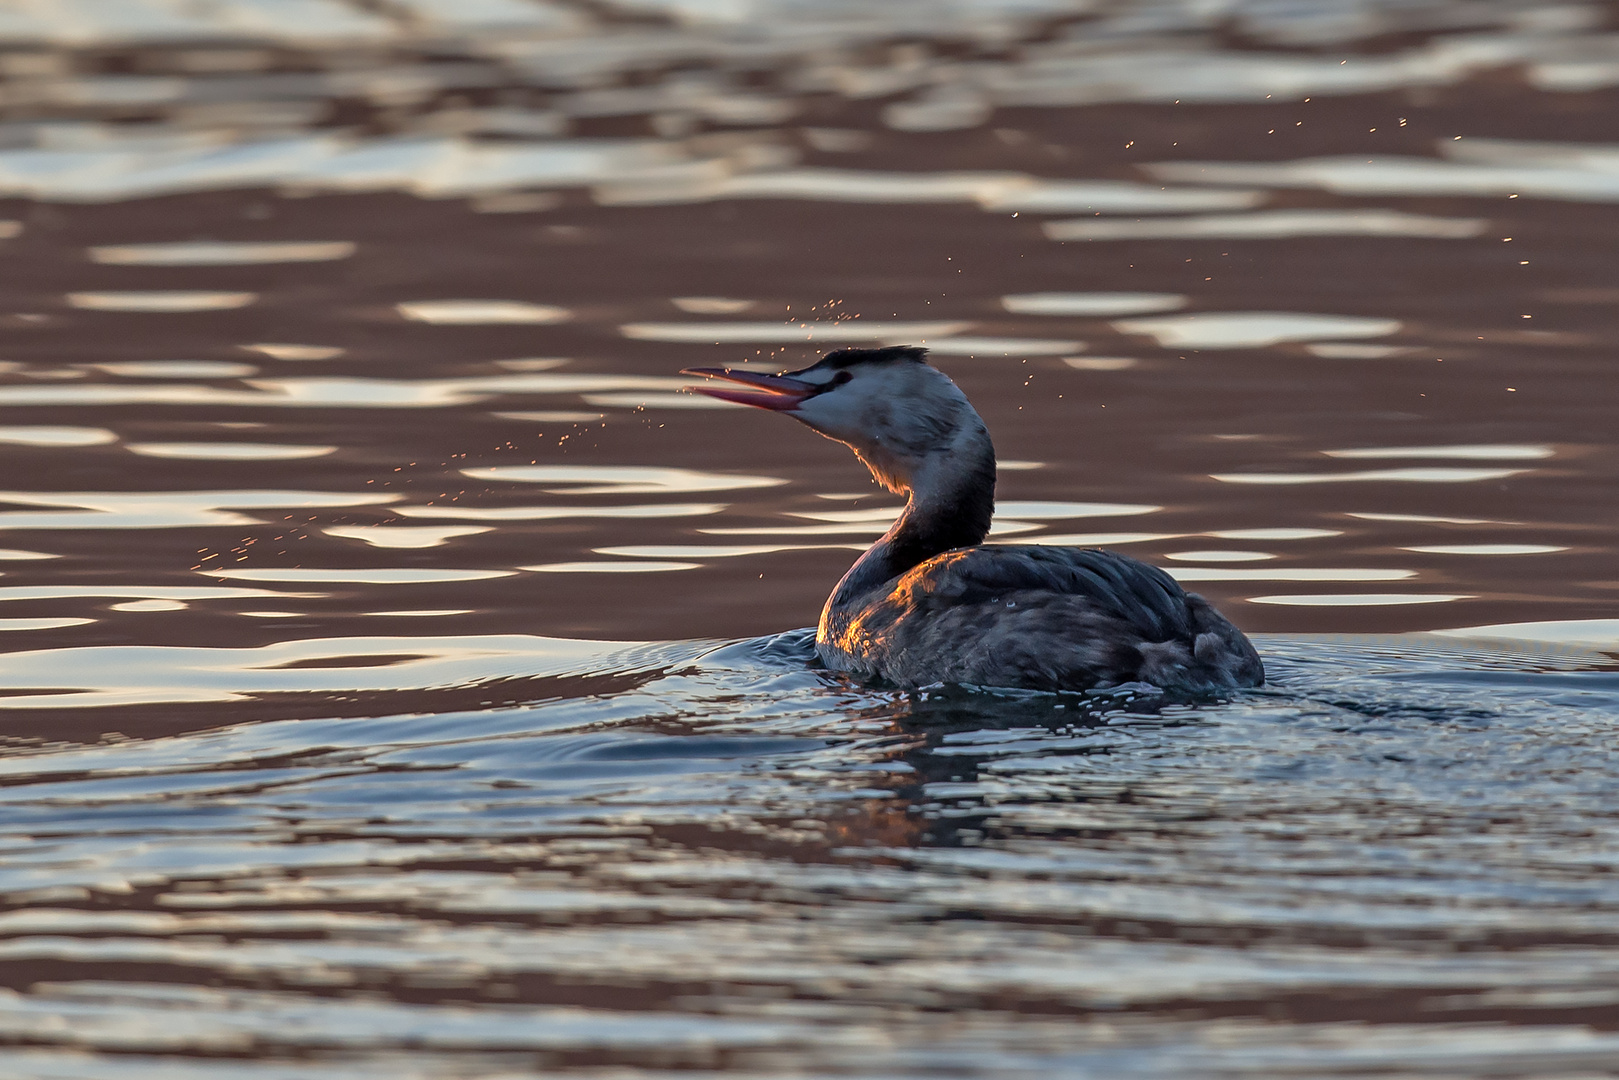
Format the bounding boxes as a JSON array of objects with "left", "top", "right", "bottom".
[{"left": 825, "top": 439, "right": 996, "bottom": 614}]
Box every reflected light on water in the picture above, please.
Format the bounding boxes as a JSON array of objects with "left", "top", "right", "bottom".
[
  {"left": 396, "top": 300, "right": 570, "bottom": 324},
  {"left": 523, "top": 560, "right": 700, "bottom": 573},
  {"left": 1062, "top": 356, "right": 1137, "bottom": 370},
  {"left": 1323, "top": 444, "right": 1555, "bottom": 460},
  {"left": 1017, "top": 532, "right": 1178, "bottom": 546},
  {"left": 324, "top": 525, "right": 494, "bottom": 548},
  {"left": 0, "top": 426, "right": 117, "bottom": 446},
  {"left": 1045, "top": 209, "right": 1486, "bottom": 241},
  {"left": 1348, "top": 512, "right": 1502, "bottom": 524},
  {"left": 924, "top": 337, "right": 1082, "bottom": 356},
  {"left": 1167, "top": 567, "right": 1416, "bottom": 582},
  {"left": 1214, "top": 466, "right": 1528, "bottom": 484},
  {"left": 1432, "top": 619, "right": 1619, "bottom": 647},
  {"left": 0, "top": 490, "right": 399, "bottom": 530},
  {"left": 1003, "top": 292, "right": 1186, "bottom": 316},
  {"left": 623, "top": 320, "right": 972, "bottom": 343},
  {"left": 204, "top": 568, "right": 516, "bottom": 583},
  {"left": 96, "top": 360, "right": 259, "bottom": 378},
  {"left": 1306, "top": 342, "right": 1420, "bottom": 358},
  {"left": 66, "top": 291, "right": 256, "bottom": 312},
  {"left": 1164, "top": 550, "right": 1275, "bottom": 562},
  {"left": 0, "top": 617, "right": 93, "bottom": 631},
  {"left": 1403, "top": 543, "right": 1568, "bottom": 555},
  {"left": 463, "top": 465, "right": 784, "bottom": 495},
  {"left": 241, "top": 344, "right": 345, "bottom": 361},
  {"left": 1115, "top": 312, "right": 1401, "bottom": 349},
  {"left": 89, "top": 240, "right": 356, "bottom": 265},
  {"left": 1206, "top": 527, "right": 1342, "bottom": 539},
  {"left": 673, "top": 297, "right": 755, "bottom": 314},
  {"left": 395, "top": 502, "right": 726, "bottom": 521},
  {"left": 126, "top": 443, "right": 338, "bottom": 460},
  {"left": 596, "top": 544, "right": 858, "bottom": 559},
  {"left": 1249, "top": 593, "right": 1474, "bottom": 605}
]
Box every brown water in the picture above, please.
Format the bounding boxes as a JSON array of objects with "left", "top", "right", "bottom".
[{"left": 1, "top": 1, "right": 1618, "bottom": 1076}]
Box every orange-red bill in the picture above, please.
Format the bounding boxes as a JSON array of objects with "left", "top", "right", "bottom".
[{"left": 681, "top": 367, "right": 817, "bottom": 411}]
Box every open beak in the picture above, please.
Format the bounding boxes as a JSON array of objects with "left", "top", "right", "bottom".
[{"left": 681, "top": 366, "right": 817, "bottom": 412}]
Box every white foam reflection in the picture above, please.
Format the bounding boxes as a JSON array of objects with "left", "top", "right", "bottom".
[
  {"left": 1003, "top": 292, "right": 1186, "bottom": 317},
  {"left": 0, "top": 490, "right": 397, "bottom": 531},
  {"left": 1115, "top": 312, "right": 1400, "bottom": 349},
  {"left": 397, "top": 300, "right": 570, "bottom": 325},
  {"left": 0, "top": 426, "right": 116, "bottom": 447},
  {"left": 1323, "top": 444, "right": 1554, "bottom": 460},
  {"left": 622, "top": 320, "right": 969, "bottom": 343},
  {"left": 462, "top": 465, "right": 782, "bottom": 495},
  {"left": 0, "top": 550, "right": 55, "bottom": 561},
  {"left": 324, "top": 525, "right": 493, "bottom": 548},
  {"left": 66, "top": 291, "right": 256, "bottom": 312},
  {"left": 88, "top": 241, "right": 355, "bottom": 265},
  {"left": 1045, "top": 210, "right": 1485, "bottom": 241},
  {"left": 126, "top": 443, "right": 338, "bottom": 460},
  {"left": 1213, "top": 467, "right": 1527, "bottom": 484}
]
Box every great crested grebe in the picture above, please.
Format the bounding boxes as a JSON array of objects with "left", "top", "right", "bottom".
[{"left": 684, "top": 346, "right": 1264, "bottom": 692}]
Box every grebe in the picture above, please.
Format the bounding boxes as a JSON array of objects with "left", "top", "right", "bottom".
[{"left": 684, "top": 346, "right": 1263, "bottom": 692}]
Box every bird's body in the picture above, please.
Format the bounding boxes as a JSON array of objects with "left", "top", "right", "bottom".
[
  {"left": 685, "top": 347, "right": 1263, "bottom": 693},
  {"left": 820, "top": 546, "right": 1262, "bottom": 692}
]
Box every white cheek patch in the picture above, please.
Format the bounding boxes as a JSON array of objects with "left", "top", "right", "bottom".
[{"left": 797, "top": 392, "right": 864, "bottom": 436}]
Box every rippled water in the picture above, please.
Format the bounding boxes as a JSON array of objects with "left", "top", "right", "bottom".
[{"left": 1, "top": 0, "right": 1618, "bottom": 1074}]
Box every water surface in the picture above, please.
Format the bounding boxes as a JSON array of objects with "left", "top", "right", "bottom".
[{"left": 0, "top": 0, "right": 1617, "bottom": 1074}]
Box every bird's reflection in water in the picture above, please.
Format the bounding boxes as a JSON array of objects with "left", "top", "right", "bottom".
[{"left": 807, "top": 668, "right": 1235, "bottom": 852}]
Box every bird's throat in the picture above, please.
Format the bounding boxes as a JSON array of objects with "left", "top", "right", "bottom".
[{"left": 824, "top": 434, "right": 997, "bottom": 618}]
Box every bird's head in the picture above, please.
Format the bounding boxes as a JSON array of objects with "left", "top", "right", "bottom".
[{"left": 683, "top": 346, "right": 991, "bottom": 495}]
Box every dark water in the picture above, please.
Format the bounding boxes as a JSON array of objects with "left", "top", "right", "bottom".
[{"left": 1, "top": 0, "right": 1618, "bottom": 1074}]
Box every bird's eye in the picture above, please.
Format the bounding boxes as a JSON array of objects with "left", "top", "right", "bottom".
[{"left": 831, "top": 371, "right": 853, "bottom": 387}]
